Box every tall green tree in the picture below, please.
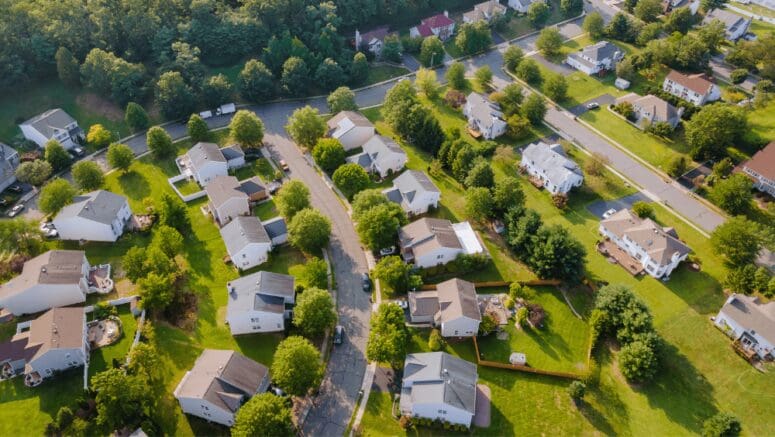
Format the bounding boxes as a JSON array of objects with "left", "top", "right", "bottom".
[
  {"left": 201, "top": 74, "right": 233, "bottom": 108},
  {"left": 455, "top": 21, "right": 492, "bottom": 55},
  {"left": 516, "top": 59, "right": 542, "bottom": 84},
  {"left": 155, "top": 71, "right": 196, "bottom": 120},
  {"left": 465, "top": 187, "right": 495, "bottom": 222},
  {"left": 710, "top": 173, "right": 753, "bottom": 215},
  {"left": 239, "top": 60, "right": 275, "bottom": 102},
  {"left": 545, "top": 73, "right": 568, "bottom": 101},
  {"left": 711, "top": 216, "right": 763, "bottom": 266},
  {"left": 271, "top": 336, "right": 324, "bottom": 397},
  {"left": 281, "top": 56, "right": 310, "bottom": 96},
  {"left": 474, "top": 66, "right": 494, "bottom": 90},
  {"left": 503, "top": 45, "right": 525, "bottom": 71},
  {"left": 635, "top": 0, "right": 663, "bottom": 22},
  {"left": 333, "top": 163, "right": 370, "bottom": 199},
  {"left": 327, "top": 86, "right": 357, "bottom": 113},
  {"left": 44, "top": 140, "right": 71, "bottom": 171},
  {"left": 315, "top": 58, "right": 345, "bottom": 91},
  {"left": 288, "top": 208, "right": 331, "bottom": 253},
  {"left": 38, "top": 179, "right": 76, "bottom": 215},
  {"left": 293, "top": 287, "right": 337, "bottom": 337},
  {"left": 275, "top": 180, "right": 311, "bottom": 219},
  {"left": 584, "top": 12, "right": 606, "bottom": 40},
  {"left": 356, "top": 203, "right": 402, "bottom": 250},
  {"left": 536, "top": 27, "right": 564, "bottom": 57},
  {"left": 55, "top": 46, "right": 80, "bottom": 86},
  {"left": 87, "top": 124, "right": 114, "bottom": 149},
  {"left": 124, "top": 102, "right": 149, "bottom": 132},
  {"left": 528, "top": 2, "right": 551, "bottom": 27},
  {"left": 15, "top": 160, "right": 52, "bottom": 186},
  {"left": 351, "top": 52, "right": 369, "bottom": 85},
  {"left": 312, "top": 138, "right": 346, "bottom": 173},
  {"left": 229, "top": 110, "right": 265, "bottom": 148},
  {"left": 366, "top": 303, "right": 409, "bottom": 369},
  {"left": 72, "top": 161, "right": 104, "bottom": 191},
  {"left": 187, "top": 114, "right": 209, "bottom": 142},
  {"left": 286, "top": 106, "right": 326, "bottom": 149},
  {"left": 91, "top": 369, "right": 156, "bottom": 433},
  {"left": 445, "top": 62, "right": 468, "bottom": 91},
  {"left": 416, "top": 68, "right": 440, "bottom": 100},
  {"left": 419, "top": 36, "right": 445, "bottom": 67},
  {"left": 522, "top": 94, "right": 547, "bottom": 125},
  {"left": 232, "top": 393, "right": 294, "bottom": 437},
  {"left": 138, "top": 272, "right": 175, "bottom": 312},
  {"left": 373, "top": 256, "right": 418, "bottom": 294},
  {"left": 146, "top": 126, "right": 174, "bottom": 158},
  {"left": 158, "top": 192, "right": 190, "bottom": 232},
  {"left": 529, "top": 224, "right": 586, "bottom": 280}
]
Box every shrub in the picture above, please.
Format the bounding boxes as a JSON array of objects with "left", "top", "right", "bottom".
[
  {"left": 702, "top": 412, "right": 741, "bottom": 437},
  {"left": 444, "top": 89, "right": 466, "bottom": 108},
  {"left": 631, "top": 201, "right": 655, "bottom": 219},
  {"left": 428, "top": 329, "right": 444, "bottom": 351},
  {"left": 527, "top": 303, "right": 546, "bottom": 328},
  {"left": 516, "top": 307, "right": 528, "bottom": 327},
  {"left": 618, "top": 340, "right": 658, "bottom": 382},
  {"left": 552, "top": 193, "right": 568, "bottom": 209},
  {"left": 398, "top": 415, "right": 412, "bottom": 429},
  {"left": 567, "top": 381, "right": 586, "bottom": 402},
  {"left": 479, "top": 314, "right": 497, "bottom": 336},
  {"left": 730, "top": 69, "right": 748, "bottom": 84}
]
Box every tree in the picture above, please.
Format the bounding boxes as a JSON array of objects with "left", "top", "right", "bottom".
[
  {"left": 446, "top": 62, "right": 468, "bottom": 91},
  {"left": 711, "top": 216, "right": 763, "bottom": 266},
  {"left": 561, "top": 0, "right": 583, "bottom": 15},
  {"left": 701, "top": 0, "right": 727, "bottom": 12},
  {"left": 38, "top": 179, "right": 76, "bottom": 215},
  {"left": 232, "top": 393, "right": 294, "bottom": 437},
  {"left": 44, "top": 140, "right": 71, "bottom": 171},
  {"left": 631, "top": 201, "right": 655, "bottom": 219},
  {"left": 685, "top": 104, "right": 747, "bottom": 160},
  {"left": 474, "top": 66, "right": 494, "bottom": 91},
  {"left": 106, "top": 143, "right": 134, "bottom": 173},
  {"left": 72, "top": 161, "right": 104, "bottom": 190},
  {"left": 152, "top": 225, "right": 184, "bottom": 258},
  {"left": 381, "top": 34, "right": 403, "bottom": 63},
  {"left": 711, "top": 174, "right": 752, "bottom": 215},
  {"left": 138, "top": 272, "right": 174, "bottom": 312},
  {"left": 314, "top": 58, "right": 344, "bottom": 92},
  {"left": 229, "top": 110, "right": 265, "bottom": 148},
  {"left": 585, "top": 152, "right": 610, "bottom": 176},
  {"left": 455, "top": 21, "right": 492, "bottom": 55},
  {"left": 567, "top": 381, "right": 586, "bottom": 403},
  {"left": 146, "top": 126, "right": 174, "bottom": 158},
  {"left": 428, "top": 328, "right": 444, "bottom": 351},
  {"left": 201, "top": 74, "right": 233, "bottom": 108},
  {"left": 479, "top": 314, "right": 497, "bottom": 336},
  {"left": 187, "top": 114, "right": 209, "bottom": 142},
  {"left": 87, "top": 124, "right": 114, "bottom": 149},
  {"left": 419, "top": 36, "right": 445, "bottom": 67},
  {"left": 15, "top": 160, "right": 52, "bottom": 187},
  {"left": 56, "top": 47, "right": 80, "bottom": 86},
  {"left": 504, "top": 45, "right": 525, "bottom": 71},
  {"left": 537, "top": 27, "right": 563, "bottom": 57},
  {"left": 416, "top": 68, "right": 440, "bottom": 99},
  {"left": 297, "top": 257, "right": 329, "bottom": 290},
  {"left": 666, "top": 155, "right": 687, "bottom": 178},
  {"left": 351, "top": 52, "right": 369, "bottom": 85},
  {"left": 635, "top": 0, "right": 662, "bottom": 22},
  {"left": 516, "top": 59, "right": 541, "bottom": 84},
  {"left": 618, "top": 340, "right": 659, "bottom": 382},
  {"left": 239, "top": 60, "right": 275, "bottom": 102},
  {"left": 327, "top": 86, "right": 357, "bottom": 113},
  {"left": 158, "top": 193, "right": 190, "bottom": 232},
  {"left": 366, "top": 303, "right": 409, "bottom": 369},
  {"left": 165, "top": 41, "right": 205, "bottom": 86},
  {"left": 289, "top": 208, "right": 331, "bottom": 253},
  {"left": 122, "top": 247, "right": 148, "bottom": 282},
  {"left": 465, "top": 159, "right": 495, "bottom": 188},
  {"left": 312, "top": 138, "right": 346, "bottom": 173},
  {"left": 373, "top": 256, "right": 416, "bottom": 294},
  {"left": 352, "top": 189, "right": 389, "bottom": 219},
  {"left": 465, "top": 187, "right": 495, "bottom": 222},
  {"left": 275, "top": 180, "right": 311, "bottom": 219},
  {"left": 333, "top": 163, "right": 370, "bottom": 199},
  {"left": 730, "top": 68, "right": 748, "bottom": 84},
  {"left": 356, "top": 203, "right": 401, "bottom": 251},
  {"left": 528, "top": 2, "right": 551, "bottom": 27},
  {"left": 494, "top": 176, "right": 525, "bottom": 213},
  {"left": 665, "top": 7, "right": 694, "bottom": 34},
  {"left": 271, "top": 336, "right": 324, "bottom": 397},
  {"left": 725, "top": 265, "right": 757, "bottom": 294},
  {"left": 0, "top": 218, "right": 44, "bottom": 256},
  {"left": 281, "top": 56, "right": 310, "bottom": 96},
  {"left": 544, "top": 74, "right": 568, "bottom": 101},
  {"left": 606, "top": 13, "right": 638, "bottom": 43},
  {"left": 702, "top": 413, "right": 741, "bottom": 437},
  {"left": 286, "top": 106, "right": 326, "bottom": 149},
  {"left": 637, "top": 23, "right": 663, "bottom": 46},
  {"left": 754, "top": 267, "right": 770, "bottom": 294},
  {"left": 91, "top": 369, "right": 155, "bottom": 433},
  {"left": 294, "top": 287, "right": 337, "bottom": 337},
  {"left": 125, "top": 102, "right": 150, "bottom": 132},
  {"left": 522, "top": 94, "right": 547, "bottom": 125},
  {"left": 496, "top": 83, "right": 524, "bottom": 116},
  {"left": 155, "top": 71, "right": 196, "bottom": 120},
  {"left": 529, "top": 225, "right": 587, "bottom": 280}
]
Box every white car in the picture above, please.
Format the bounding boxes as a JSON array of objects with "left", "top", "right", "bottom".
[
  {"left": 396, "top": 300, "right": 408, "bottom": 310},
  {"left": 602, "top": 208, "right": 617, "bottom": 219},
  {"left": 379, "top": 246, "right": 396, "bottom": 256},
  {"left": 7, "top": 204, "right": 24, "bottom": 217}
]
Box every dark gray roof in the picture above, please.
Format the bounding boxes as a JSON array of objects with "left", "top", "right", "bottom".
[
  {"left": 227, "top": 271, "right": 295, "bottom": 315},
  {"left": 580, "top": 40, "right": 622, "bottom": 62},
  {"left": 238, "top": 177, "right": 265, "bottom": 197},
  {"left": 402, "top": 352, "right": 477, "bottom": 414},
  {"left": 347, "top": 152, "right": 373, "bottom": 168},
  {"left": 220, "top": 216, "right": 271, "bottom": 256},
  {"left": 55, "top": 190, "right": 128, "bottom": 226},
  {"left": 383, "top": 187, "right": 403, "bottom": 204},
  {"left": 408, "top": 291, "right": 439, "bottom": 318},
  {"left": 719, "top": 294, "right": 775, "bottom": 345},
  {"left": 703, "top": 9, "right": 750, "bottom": 33},
  {"left": 221, "top": 144, "right": 245, "bottom": 160},
  {"left": 261, "top": 217, "right": 287, "bottom": 239},
  {"left": 20, "top": 108, "right": 77, "bottom": 138},
  {"left": 254, "top": 293, "right": 285, "bottom": 313},
  {"left": 0, "top": 143, "right": 18, "bottom": 184},
  {"left": 393, "top": 170, "right": 440, "bottom": 199}
]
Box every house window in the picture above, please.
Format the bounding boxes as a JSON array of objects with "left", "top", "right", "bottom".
[{"left": 437, "top": 254, "right": 444, "bottom": 259}]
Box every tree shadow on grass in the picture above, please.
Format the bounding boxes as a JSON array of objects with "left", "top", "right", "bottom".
[
  {"left": 578, "top": 401, "right": 617, "bottom": 436},
  {"left": 118, "top": 170, "right": 150, "bottom": 201}
]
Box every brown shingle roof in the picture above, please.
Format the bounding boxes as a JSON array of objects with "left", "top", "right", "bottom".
[
  {"left": 399, "top": 218, "right": 462, "bottom": 260},
  {"left": 206, "top": 175, "right": 248, "bottom": 209},
  {"left": 0, "top": 250, "right": 87, "bottom": 299},
  {"left": 601, "top": 209, "right": 691, "bottom": 264},
  {"left": 665, "top": 70, "right": 714, "bottom": 95},
  {"left": 436, "top": 278, "right": 481, "bottom": 322},
  {"left": 743, "top": 141, "right": 775, "bottom": 181},
  {"left": 28, "top": 307, "right": 85, "bottom": 358}
]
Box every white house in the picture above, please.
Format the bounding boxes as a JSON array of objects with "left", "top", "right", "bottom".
[
  {"left": 408, "top": 278, "right": 482, "bottom": 337},
  {"left": 714, "top": 294, "right": 775, "bottom": 360},
  {"left": 262, "top": 216, "right": 288, "bottom": 246},
  {"left": 206, "top": 175, "right": 250, "bottom": 227},
  {"left": 566, "top": 41, "right": 624, "bottom": 75},
  {"left": 520, "top": 142, "right": 583, "bottom": 195},
  {"left": 0, "top": 307, "right": 88, "bottom": 386},
  {"left": 0, "top": 250, "right": 90, "bottom": 316},
  {"left": 614, "top": 93, "right": 684, "bottom": 129},
  {"left": 174, "top": 349, "right": 270, "bottom": 427},
  {"left": 355, "top": 26, "right": 390, "bottom": 57},
  {"left": 0, "top": 143, "right": 20, "bottom": 193},
  {"left": 464, "top": 93, "right": 508, "bottom": 140},
  {"left": 741, "top": 141, "right": 775, "bottom": 197},
  {"left": 220, "top": 216, "right": 273, "bottom": 271},
  {"left": 463, "top": 0, "right": 507, "bottom": 23},
  {"left": 703, "top": 8, "right": 752, "bottom": 41},
  {"left": 225, "top": 271, "right": 296, "bottom": 335},
  {"left": 599, "top": 209, "right": 691, "bottom": 278},
  {"left": 326, "top": 111, "right": 376, "bottom": 151},
  {"left": 346, "top": 135, "right": 407, "bottom": 178},
  {"left": 509, "top": 0, "right": 540, "bottom": 13},
  {"left": 53, "top": 190, "right": 132, "bottom": 242},
  {"left": 220, "top": 144, "right": 246, "bottom": 169},
  {"left": 410, "top": 11, "right": 456, "bottom": 41},
  {"left": 382, "top": 170, "right": 441, "bottom": 216},
  {"left": 399, "top": 352, "right": 478, "bottom": 427},
  {"left": 177, "top": 142, "right": 229, "bottom": 186},
  {"left": 662, "top": 70, "right": 721, "bottom": 106},
  {"left": 18, "top": 109, "right": 83, "bottom": 150},
  {"left": 399, "top": 218, "right": 487, "bottom": 268}
]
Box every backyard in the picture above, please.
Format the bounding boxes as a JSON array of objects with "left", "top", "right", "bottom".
[{"left": 496, "top": 0, "right": 570, "bottom": 41}]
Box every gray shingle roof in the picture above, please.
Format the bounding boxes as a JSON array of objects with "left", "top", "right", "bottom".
[
  {"left": 466, "top": 92, "right": 505, "bottom": 132},
  {"left": 0, "top": 143, "right": 18, "bottom": 184},
  {"left": 221, "top": 144, "right": 245, "bottom": 161},
  {"left": 261, "top": 217, "right": 287, "bottom": 240},
  {"left": 188, "top": 142, "right": 226, "bottom": 170},
  {"left": 55, "top": 190, "right": 128, "bottom": 226},
  {"left": 0, "top": 250, "right": 87, "bottom": 299},
  {"left": 220, "top": 216, "right": 271, "bottom": 256},
  {"left": 20, "top": 109, "right": 77, "bottom": 138},
  {"left": 522, "top": 141, "right": 583, "bottom": 188},
  {"left": 720, "top": 294, "right": 775, "bottom": 345},
  {"left": 402, "top": 352, "right": 477, "bottom": 414},
  {"left": 206, "top": 175, "right": 248, "bottom": 208},
  {"left": 392, "top": 170, "right": 440, "bottom": 201},
  {"left": 601, "top": 209, "right": 691, "bottom": 264},
  {"left": 703, "top": 8, "right": 750, "bottom": 34},
  {"left": 227, "top": 271, "right": 295, "bottom": 315},
  {"left": 580, "top": 40, "right": 622, "bottom": 62},
  {"left": 238, "top": 177, "right": 265, "bottom": 197},
  {"left": 436, "top": 278, "right": 481, "bottom": 322}
]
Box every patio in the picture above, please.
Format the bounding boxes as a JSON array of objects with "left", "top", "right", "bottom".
[
  {"left": 127, "top": 214, "right": 154, "bottom": 232},
  {"left": 87, "top": 317, "right": 122, "bottom": 349},
  {"left": 597, "top": 240, "right": 644, "bottom": 276},
  {"left": 478, "top": 294, "right": 511, "bottom": 326},
  {"left": 88, "top": 264, "right": 114, "bottom": 294}
]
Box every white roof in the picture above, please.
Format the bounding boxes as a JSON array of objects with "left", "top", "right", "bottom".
[{"left": 452, "top": 222, "right": 484, "bottom": 255}]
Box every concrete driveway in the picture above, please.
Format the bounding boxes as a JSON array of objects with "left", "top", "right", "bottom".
[
  {"left": 530, "top": 54, "right": 575, "bottom": 75},
  {"left": 402, "top": 54, "right": 421, "bottom": 72},
  {"left": 586, "top": 192, "right": 651, "bottom": 218},
  {"left": 569, "top": 93, "right": 617, "bottom": 116}
]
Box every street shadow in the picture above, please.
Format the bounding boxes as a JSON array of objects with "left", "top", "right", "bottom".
[{"left": 118, "top": 170, "right": 150, "bottom": 201}]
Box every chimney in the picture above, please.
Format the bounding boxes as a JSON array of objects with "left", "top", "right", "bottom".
[{"left": 444, "top": 10, "right": 449, "bottom": 17}]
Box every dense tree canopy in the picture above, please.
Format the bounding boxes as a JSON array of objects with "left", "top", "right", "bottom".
[
  {"left": 44, "top": 140, "right": 71, "bottom": 171},
  {"left": 327, "top": 86, "right": 357, "bottom": 113},
  {"left": 38, "top": 179, "right": 76, "bottom": 215},
  {"left": 312, "top": 138, "right": 346, "bottom": 173},
  {"left": 229, "top": 110, "right": 265, "bottom": 148},
  {"left": 288, "top": 208, "right": 331, "bottom": 253},
  {"left": 72, "top": 161, "right": 104, "bottom": 191},
  {"left": 293, "top": 287, "right": 337, "bottom": 337},
  {"left": 367, "top": 303, "right": 409, "bottom": 368},
  {"left": 271, "top": 336, "right": 324, "bottom": 397},
  {"left": 711, "top": 216, "right": 764, "bottom": 266},
  {"left": 275, "top": 180, "right": 311, "bottom": 219},
  {"left": 232, "top": 393, "right": 294, "bottom": 437},
  {"left": 286, "top": 106, "right": 327, "bottom": 149}
]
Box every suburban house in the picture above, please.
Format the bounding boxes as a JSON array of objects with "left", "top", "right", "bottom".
[
  {"left": 327, "top": 111, "right": 376, "bottom": 151},
  {"left": 178, "top": 142, "right": 245, "bottom": 187},
  {"left": 614, "top": 93, "right": 684, "bottom": 129},
  {"left": 463, "top": 0, "right": 507, "bottom": 23},
  {"left": 399, "top": 352, "right": 478, "bottom": 427},
  {"left": 0, "top": 142, "right": 20, "bottom": 193},
  {"left": 346, "top": 135, "right": 408, "bottom": 178},
  {"left": 714, "top": 294, "right": 774, "bottom": 361},
  {"left": 220, "top": 216, "right": 273, "bottom": 271},
  {"left": 509, "top": 0, "right": 540, "bottom": 13},
  {"left": 220, "top": 144, "right": 246, "bottom": 168},
  {"left": 740, "top": 141, "right": 774, "bottom": 197},
  {"left": 599, "top": 209, "right": 691, "bottom": 278},
  {"left": 520, "top": 141, "right": 584, "bottom": 195},
  {"left": 206, "top": 175, "right": 250, "bottom": 227},
  {"left": 238, "top": 176, "right": 269, "bottom": 203},
  {"left": 408, "top": 278, "right": 482, "bottom": 337},
  {"left": 0, "top": 307, "right": 88, "bottom": 387},
  {"left": 565, "top": 41, "right": 624, "bottom": 75},
  {"left": 174, "top": 349, "right": 270, "bottom": 427},
  {"left": 463, "top": 92, "right": 508, "bottom": 140},
  {"left": 703, "top": 8, "right": 751, "bottom": 41},
  {"left": 0, "top": 250, "right": 91, "bottom": 316},
  {"left": 18, "top": 108, "right": 83, "bottom": 150},
  {"left": 662, "top": 70, "right": 721, "bottom": 106},
  {"left": 355, "top": 26, "right": 390, "bottom": 56},
  {"left": 399, "top": 218, "right": 487, "bottom": 268},
  {"left": 262, "top": 216, "right": 288, "bottom": 246},
  {"left": 410, "top": 12, "right": 456, "bottom": 41},
  {"left": 382, "top": 170, "right": 441, "bottom": 216},
  {"left": 53, "top": 190, "right": 132, "bottom": 242},
  {"left": 225, "top": 271, "right": 295, "bottom": 335}
]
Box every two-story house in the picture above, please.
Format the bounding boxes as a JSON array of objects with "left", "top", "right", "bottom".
[
  {"left": 662, "top": 70, "right": 721, "bottom": 106},
  {"left": 206, "top": 175, "right": 250, "bottom": 227},
  {"left": 382, "top": 170, "right": 441, "bottom": 216},
  {"left": 463, "top": 0, "right": 508, "bottom": 23},
  {"left": 326, "top": 111, "right": 376, "bottom": 151},
  {"left": 19, "top": 109, "right": 84, "bottom": 150},
  {"left": 520, "top": 141, "right": 584, "bottom": 195},
  {"left": 566, "top": 41, "right": 624, "bottom": 75},
  {"left": 740, "top": 141, "right": 774, "bottom": 197},
  {"left": 177, "top": 142, "right": 246, "bottom": 187},
  {"left": 410, "top": 11, "right": 456, "bottom": 41},
  {"left": 53, "top": 190, "right": 132, "bottom": 242},
  {"left": 399, "top": 218, "right": 487, "bottom": 268},
  {"left": 714, "top": 294, "right": 774, "bottom": 361},
  {"left": 614, "top": 93, "right": 684, "bottom": 129},
  {"left": 225, "top": 271, "right": 296, "bottom": 335},
  {"left": 220, "top": 216, "right": 273, "bottom": 271},
  {"left": 408, "top": 278, "right": 482, "bottom": 337},
  {"left": 346, "top": 135, "right": 408, "bottom": 178},
  {"left": 355, "top": 26, "right": 391, "bottom": 57},
  {"left": 464, "top": 93, "right": 508, "bottom": 140},
  {"left": 703, "top": 8, "right": 752, "bottom": 41},
  {"left": 0, "top": 142, "right": 20, "bottom": 193}
]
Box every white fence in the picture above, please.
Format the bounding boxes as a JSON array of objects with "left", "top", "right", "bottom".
[{"left": 168, "top": 174, "right": 207, "bottom": 202}]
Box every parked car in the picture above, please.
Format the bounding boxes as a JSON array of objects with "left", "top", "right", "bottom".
[
  {"left": 361, "top": 273, "right": 371, "bottom": 292},
  {"left": 44, "top": 228, "right": 58, "bottom": 239},
  {"left": 279, "top": 160, "right": 289, "bottom": 172},
  {"left": 0, "top": 198, "right": 7, "bottom": 207},
  {"left": 333, "top": 325, "right": 344, "bottom": 345},
  {"left": 7, "top": 184, "right": 22, "bottom": 193},
  {"left": 267, "top": 181, "right": 282, "bottom": 195},
  {"left": 586, "top": 102, "right": 599, "bottom": 110},
  {"left": 244, "top": 148, "right": 263, "bottom": 161},
  {"left": 69, "top": 146, "right": 85, "bottom": 157},
  {"left": 602, "top": 208, "right": 617, "bottom": 219},
  {"left": 7, "top": 204, "right": 24, "bottom": 217},
  {"left": 269, "top": 384, "right": 286, "bottom": 397},
  {"left": 396, "top": 300, "right": 408, "bottom": 310},
  {"left": 39, "top": 221, "right": 54, "bottom": 232},
  {"left": 379, "top": 246, "right": 396, "bottom": 257}
]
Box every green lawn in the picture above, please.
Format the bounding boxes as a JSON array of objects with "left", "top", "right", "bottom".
[
  {"left": 497, "top": 0, "right": 568, "bottom": 40},
  {"left": 747, "top": 97, "right": 775, "bottom": 147},
  {"left": 253, "top": 198, "right": 279, "bottom": 221},
  {"left": 88, "top": 305, "right": 138, "bottom": 377},
  {"left": 173, "top": 178, "right": 202, "bottom": 196},
  {"left": 231, "top": 157, "right": 277, "bottom": 182},
  {"left": 443, "top": 39, "right": 465, "bottom": 60},
  {"left": 749, "top": 19, "right": 775, "bottom": 38},
  {"left": 365, "top": 65, "right": 411, "bottom": 86}
]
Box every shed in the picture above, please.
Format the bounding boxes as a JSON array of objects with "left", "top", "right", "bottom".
[
  {"left": 615, "top": 77, "right": 631, "bottom": 90},
  {"left": 509, "top": 352, "right": 526, "bottom": 365}
]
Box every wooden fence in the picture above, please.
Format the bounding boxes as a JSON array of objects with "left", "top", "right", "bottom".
[
  {"left": 472, "top": 337, "right": 583, "bottom": 380},
  {"left": 420, "top": 279, "right": 562, "bottom": 290}
]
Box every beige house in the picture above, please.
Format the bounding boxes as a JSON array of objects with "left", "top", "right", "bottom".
[
  {"left": 662, "top": 70, "right": 721, "bottom": 106},
  {"left": 614, "top": 93, "right": 684, "bottom": 129},
  {"left": 206, "top": 175, "right": 250, "bottom": 227},
  {"left": 463, "top": 0, "right": 507, "bottom": 23},
  {"left": 326, "top": 111, "right": 376, "bottom": 151},
  {"left": 740, "top": 141, "right": 775, "bottom": 197},
  {"left": 408, "top": 278, "right": 482, "bottom": 337},
  {"left": 399, "top": 218, "right": 487, "bottom": 269}
]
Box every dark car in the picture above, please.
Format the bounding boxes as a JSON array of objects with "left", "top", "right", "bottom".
[
  {"left": 333, "top": 325, "right": 344, "bottom": 345},
  {"left": 7, "top": 184, "right": 22, "bottom": 193},
  {"left": 244, "top": 148, "right": 263, "bottom": 161},
  {"left": 361, "top": 273, "right": 371, "bottom": 292},
  {"left": 69, "top": 146, "right": 85, "bottom": 158}
]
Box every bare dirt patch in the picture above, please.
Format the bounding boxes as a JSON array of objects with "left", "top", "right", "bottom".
[{"left": 76, "top": 92, "right": 124, "bottom": 121}]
